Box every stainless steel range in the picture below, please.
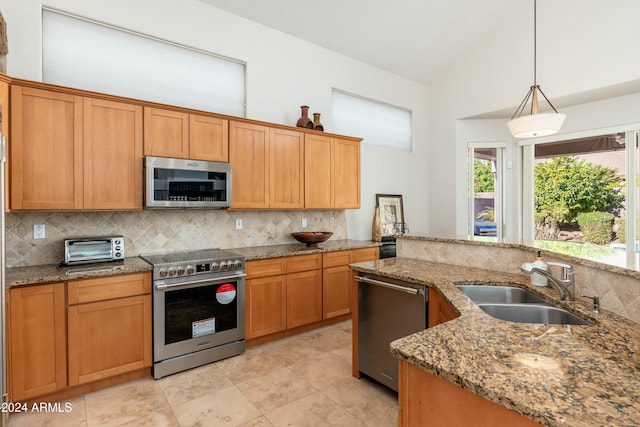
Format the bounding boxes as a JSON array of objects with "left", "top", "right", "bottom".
[{"left": 140, "top": 248, "right": 246, "bottom": 379}]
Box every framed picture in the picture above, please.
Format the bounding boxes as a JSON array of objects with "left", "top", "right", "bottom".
[{"left": 376, "top": 194, "right": 404, "bottom": 240}]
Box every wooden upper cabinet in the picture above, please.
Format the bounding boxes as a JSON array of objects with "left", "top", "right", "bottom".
[
  {"left": 10, "top": 85, "right": 83, "bottom": 210},
  {"left": 270, "top": 128, "right": 304, "bottom": 209},
  {"left": 304, "top": 133, "right": 334, "bottom": 208},
  {"left": 334, "top": 137, "right": 360, "bottom": 209},
  {"left": 305, "top": 134, "right": 361, "bottom": 209},
  {"left": 143, "top": 107, "right": 189, "bottom": 158},
  {"left": 143, "top": 107, "right": 229, "bottom": 162},
  {"left": 229, "top": 121, "right": 270, "bottom": 208},
  {"left": 190, "top": 114, "right": 229, "bottom": 162},
  {"left": 84, "top": 98, "right": 143, "bottom": 210},
  {"left": 1, "top": 78, "right": 9, "bottom": 211}
]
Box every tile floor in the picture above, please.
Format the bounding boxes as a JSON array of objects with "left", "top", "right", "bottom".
[{"left": 8, "top": 320, "right": 398, "bottom": 426}]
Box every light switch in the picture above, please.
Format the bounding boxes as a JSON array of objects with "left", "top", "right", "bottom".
[{"left": 34, "top": 224, "right": 46, "bottom": 239}]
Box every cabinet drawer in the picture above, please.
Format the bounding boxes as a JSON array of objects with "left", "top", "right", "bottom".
[
  {"left": 68, "top": 273, "right": 151, "bottom": 305},
  {"left": 351, "top": 247, "right": 379, "bottom": 263},
  {"left": 322, "top": 250, "right": 352, "bottom": 268},
  {"left": 286, "top": 254, "right": 322, "bottom": 273},
  {"left": 246, "top": 258, "right": 287, "bottom": 279}
]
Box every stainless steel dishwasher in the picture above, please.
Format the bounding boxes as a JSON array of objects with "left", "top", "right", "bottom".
[{"left": 355, "top": 274, "right": 427, "bottom": 391}]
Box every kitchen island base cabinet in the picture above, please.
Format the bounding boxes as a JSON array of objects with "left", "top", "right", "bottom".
[
  {"left": 398, "top": 360, "right": 542, "bottom": 427},
  {"left": 8, "top": 283, "right": 67, "bottom": 402}
]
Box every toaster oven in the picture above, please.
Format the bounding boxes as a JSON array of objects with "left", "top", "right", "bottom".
[{"left": 64, "top": 236, "right": 125, "bottom": 265}]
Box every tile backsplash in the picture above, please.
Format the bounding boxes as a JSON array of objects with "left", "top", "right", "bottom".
[{"left": 5, "top": 210, "right": 347, "bottom": 267}]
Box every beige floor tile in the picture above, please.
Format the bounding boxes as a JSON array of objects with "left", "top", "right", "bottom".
[
  {"left": 84, "top": 378, "right": 169, "bottom": 426},
  {"left": 159, "top": 362, "right": 234, "bottom": 406},
  {"left": 215, "top": 347, "right": 287, "bottom": 384},
  {"left": 7, "top": 397, "right": 86, "bottom": 427},
  {"left": 118, "top": 407, "right": 180, "bottom": 427},
  {"left": 258, "top": 334, "right": 327, "bottom": 366},
  {"left": 264, "top": 391, "right": 364, "bottom": 427},
  {"left": 297, "top": 324, "right": 352, "bottom": 352},
  {"left": 289, "top": 350, "right": 353, "bottom": 391},
  {"left": 237, "top": 415, "right": 275, "bottom": 426},
  {"left": 172, "top": 385, "right": 261, "bottom": 426},
  {"left": 236, "top": 366, "right": 316, "bottom": 413},
  {"left": 322, "top": 377, "right": 398, "bottom": 424},
  {"left": 330, "top": 344, "right": 353, "bottom": 365}
]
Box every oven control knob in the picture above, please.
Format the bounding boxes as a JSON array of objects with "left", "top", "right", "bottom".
[
  {"left": 233, "top": 260, "right": 242, "bottom": 269},
  {"left": 168, "top": 267, "right": 177, "bottom": 277},
  {"left": 211, "top": 262, "right": 220, "bottom": 271},
  {"left": 159, "top": 268, "right": 168, "bottom": 278},
  {"left": 176, "top": 266, "right": 185, "bottom": 276},
  {"left": 185, "top": 265, "right": 195, "bottom": 275},
  {"left": 219, "top": 261, "right": 228, "bottom": 270}
]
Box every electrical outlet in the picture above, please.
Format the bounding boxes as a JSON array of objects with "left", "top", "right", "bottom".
[
  {"left": 33, "top": 224, "right": 46, "bottom": 239},
  {"left": 330, "top": 216, "right": 335, "bottom": 226},
  {"left": 235, "top": 218, "right": 243, "bottom": 230},
  {"left": 301, "top": 218, "right": 307, "bottom": 228}
]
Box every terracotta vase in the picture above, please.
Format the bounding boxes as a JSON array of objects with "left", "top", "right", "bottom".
[
  {"left": 313, "top": 113, "right": 324, "bottom": 131},
  {"left": 372, "top": 206, "right": 382, "bottom": 242},
  {"left": 296, "top": 106, "right": 314, "bottom": 129}
]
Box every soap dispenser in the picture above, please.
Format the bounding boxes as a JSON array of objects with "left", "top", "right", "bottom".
[{"left": 531, "top": 250, "right": 548, "bottom": 286}]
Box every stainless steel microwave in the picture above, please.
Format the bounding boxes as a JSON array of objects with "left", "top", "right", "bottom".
[{"left": 144, "top": 156, "right": 232, "bottom": 208}]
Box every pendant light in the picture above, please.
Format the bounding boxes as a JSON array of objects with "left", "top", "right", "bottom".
[{"left": 507, "top": 0, "right": 565, "bottom": 138}]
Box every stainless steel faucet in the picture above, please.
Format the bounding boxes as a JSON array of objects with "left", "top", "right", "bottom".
[{"left": 521, "top": 261, "right": 575, "bottom": 301}]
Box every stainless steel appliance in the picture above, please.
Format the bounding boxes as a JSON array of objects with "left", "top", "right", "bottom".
[
  {"left": 64, "top": 236, "right": 125, "bottom": 265},
  {"left": 145, "top": 156, "right": 232, "bottom": 208},
  {"left": 140, "top": 249, "right": 245, "bottom": 379},
  {"left": 356, "top": 274, "right": 427, "bottom": 391}
]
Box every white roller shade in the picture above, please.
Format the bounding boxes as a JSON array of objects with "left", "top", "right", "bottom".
[
  {"left": 42, "top": 9, "right": 246, "bottom": 117},
  {"left": 332, "top": 90, "right": 412, "bottom": 151}
]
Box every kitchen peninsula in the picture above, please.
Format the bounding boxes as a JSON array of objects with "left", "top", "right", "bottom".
[{"left": 349, "top": 235, "right": 640, "bottom": 426}]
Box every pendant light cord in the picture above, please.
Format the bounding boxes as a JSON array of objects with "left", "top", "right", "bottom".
[{"left": 533, "top": 0, "right": 537, "bottom": 86}]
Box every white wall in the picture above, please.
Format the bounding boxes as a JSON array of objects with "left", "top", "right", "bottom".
[
  {"left": 428, "top": 0, "right": 640, "bottom": 235},
  {"left": 0, "top": 0, "right": 430, "bottom": 240}
]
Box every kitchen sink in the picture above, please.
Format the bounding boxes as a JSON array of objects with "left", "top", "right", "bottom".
[
  {"left": 477, "top": 303, "right": 591, "bottom": 325},
  {"left": 456, "top": 285, "right": 547, "bottom": 304}
]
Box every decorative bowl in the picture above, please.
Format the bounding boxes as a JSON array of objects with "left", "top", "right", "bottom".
[{"left": 291, "top": 231, "right": 333, "bottom": 246}]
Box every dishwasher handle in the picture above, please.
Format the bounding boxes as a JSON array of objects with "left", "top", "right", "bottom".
[{"left": 355, "top": 276, "right": 424, "bottom": 296}]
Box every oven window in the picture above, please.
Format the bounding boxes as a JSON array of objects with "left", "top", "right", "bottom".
[{"left": 164, "top": 281, "right": 238, "bottom": 345}]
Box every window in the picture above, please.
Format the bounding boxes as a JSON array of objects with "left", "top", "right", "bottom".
[
  {"left": 42, "top": 9, "right": 246, "bottom": 117},
  {"left": 468, "top": 143, "right": 506, "bottom": 241},
  {"left": 332, "top": 89, "right": 412, "bottom": 151},
  {"left": 521, "top": 128, "right": 640, "bottom": 269}
]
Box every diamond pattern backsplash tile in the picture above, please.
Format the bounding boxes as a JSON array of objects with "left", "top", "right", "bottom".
[{"left": 5, "top": 210, "right": 348, "bottom": 267}]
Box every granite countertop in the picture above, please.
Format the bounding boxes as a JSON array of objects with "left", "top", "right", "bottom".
[
  {"left": 6, "top": 257, "right": 153, "bottom": 288},
  {"left": 6, "top": 239, "right": 380, "bottom": 288},
  {"left": 229, "top": 239, "right": 381, "bottom": 260},
  {"left": 350, "top": 257, "right": 640, "bottom": 426}
]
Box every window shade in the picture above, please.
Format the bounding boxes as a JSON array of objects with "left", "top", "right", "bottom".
[
  {"left": 332, "top": 90, "right": 412, "bottom": 151},
  {"left": 42, "top": 9, "right": 246, "bottom": 117}
]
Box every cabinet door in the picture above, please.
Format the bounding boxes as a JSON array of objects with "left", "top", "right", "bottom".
[
  {"left": 304, "top": 133, "right": 334, "bottom": 208},
  {"left": 229, "top": 121, "right": 270, "bottom": 208},
  {"left": 245, "top": 275, "right": 287, "bottom": 339},
  {"left": 334, "top": 138, "right": 361, "bottom": 209},
  {"left": 84, "top": 98, "right": 143, "bottom": 210},
  {"left": 143, "top": 107, "right": 189, "bottom": 158},
  {"left": 287, "top": 269, "right": 322, "bottom": 329},
  {"left": 9, "top": 283, "right": 66, "bottom": 401},
  {"left": 10, "top": 86, "right": 83, "bottom": 210},
  {"left": 270, "top": 128, "right": 304, "bottom": 209},
  {"left": 323, "top": 265, "right": 351, "bottom": 319},
  {"left": 68, "top": 294, "right": 152, "bottom": 386},
  {"left": 1, "top": 78, "right": 9, "bottom": 211},
  {"left": 189, "top": 114, "right": 229, "bottom": 162},
  {"left": 351, "top": 247, "right": 379, "bottom": 263}
]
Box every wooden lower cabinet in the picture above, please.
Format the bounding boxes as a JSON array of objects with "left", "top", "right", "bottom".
[
  {"left": 428, "top": 287, "right": 459, "bottom": 327},
  {"left": 8, "top": 283, "right": 67, "bottom": 401},
  {"left": 323, "top": 247, "right": 379, "bottom": 319},
  {"left": 245, "top": 274, "right": 287, "bottom": 339},
  {"left": 286, "top": 269, "right": 322, "bottom": 329},
  {"left": 399, "top": 360, "right": 542, "bottom": 426},
  {"left": 7, "top": 273, "right": 152, "bottom": 402}
]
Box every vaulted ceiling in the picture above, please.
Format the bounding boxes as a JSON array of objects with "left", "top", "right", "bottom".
[{"left": 197, "top": 0, "right": 521, "bottom": 86}]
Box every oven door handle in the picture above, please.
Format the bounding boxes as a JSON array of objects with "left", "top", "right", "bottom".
[{"left": 155, "top": 273, "right": 247, "bottom": 290}]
